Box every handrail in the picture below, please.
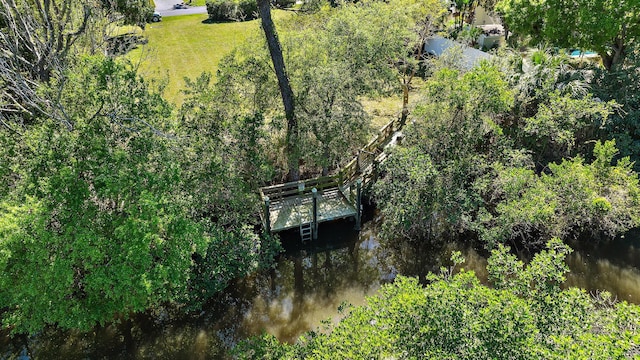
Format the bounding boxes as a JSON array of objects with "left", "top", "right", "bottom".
[
  {"left": 261, "top": 176, "right": 339, "bottom": 192},
  {"left": 260, "top": 116, "right": 400, "bottom": 202},
  {"left": 261, "top": 176, "right": 340, "bottom": 201}
]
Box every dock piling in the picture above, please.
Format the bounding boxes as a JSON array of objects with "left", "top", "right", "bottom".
[
  {"left": 263, "top": 196, "right": 271, "bottom": 234},
  {"left": 312, "top": 188, "right": 318, "bottom": 240},
  {"left": 355, "top": 179, "right": 362, "bottom": 231}
]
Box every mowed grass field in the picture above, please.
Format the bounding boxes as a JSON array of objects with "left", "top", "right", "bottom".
[{"left": 128, "top": 13, "right": 262, "bottom": 104}]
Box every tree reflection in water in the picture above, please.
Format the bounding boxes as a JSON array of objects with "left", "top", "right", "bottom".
[{"left": 564, "top": 232, "right": 640, "bottom": 303}]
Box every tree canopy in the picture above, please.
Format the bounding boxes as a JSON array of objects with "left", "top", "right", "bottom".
[
  {"left": 0, "top": 52, "right": 278, "bottom": 333},
  {"left": 373, "top": 51, "right": 640, "bottom": 248},
  {"left": 496, "top": 0, "right": 640, "bottom": 69}
]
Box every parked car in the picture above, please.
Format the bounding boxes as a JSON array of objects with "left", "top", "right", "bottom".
[
  {"left": 174, "top": 3, "right": 189, "bottom": 9},
  {"left": 151, "top": 12, "right": 162, "bottom": 22}
]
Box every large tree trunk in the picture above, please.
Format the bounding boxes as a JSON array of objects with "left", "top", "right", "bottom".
[
  {"left": 601, "top": 40, "right": 625, "bottom": 71},
  {"left": 400, "top": 82, "right": 410, "bottom": 126},
  {"left": 322, "top": 146, "right": 330, "bottom": 177},
  {"left": 256, "top": 0, "right": 299, "bottom": 181}
]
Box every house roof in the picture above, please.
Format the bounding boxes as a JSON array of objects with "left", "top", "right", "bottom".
[{"left": 424, "top": 36, "right": 493, "bottom": 70}]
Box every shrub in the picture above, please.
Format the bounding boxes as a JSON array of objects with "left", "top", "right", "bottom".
[
  {"left": 271, "top": 0, "right": 295, "bottom": 8},
  {"left": 206, "top": 0, "right": 235, "bottom": 21},
  {"left": 237, "top": 0, "right": 257, "bottom": 20},
  {"left": 206, "top": 0, "right": 258, "bottom": 21}
]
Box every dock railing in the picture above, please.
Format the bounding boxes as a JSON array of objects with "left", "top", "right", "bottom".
[
  {"left": 259, "top": 176, "right": 340, "bottom": 203},
  {"left": 337, "top": 117, "right": 398, "bottom": 186}
]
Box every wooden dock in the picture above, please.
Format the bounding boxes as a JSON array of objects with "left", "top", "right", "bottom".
[
  {"left": 259, "top": 117, "right": 403, "bottom": 241},
  {"left": 260, "top": 182, "right": 359, "bottom": 233}
]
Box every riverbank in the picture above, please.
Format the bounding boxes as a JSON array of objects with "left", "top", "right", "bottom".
[{"left": 4, "top": 214, "right": 639, "bottom": 358}]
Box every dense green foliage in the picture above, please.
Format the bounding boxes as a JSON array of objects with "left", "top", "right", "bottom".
[
  {"left": 480, "top": 140, "right": 640, "bottom": 247},
  {"left": 374, "top": 50, "right": 640, "bottom": 248},
  {"left": 496, "top": 0, "right": 640, "bottom": 69},
  {"left": 0, "top": 54, "right": 278, "bottom": 333},
  {"left": 235, "top": 239, "right": 640, "bottom": 358},
  {"left": 593, "top": 47, "right": 640, "bottom": 169},
  {"left": 374, "top": 62, "right": 515, "bottom": 241},
  {"left": 0, "top": 119, "right": 207, "bottom": 332}
]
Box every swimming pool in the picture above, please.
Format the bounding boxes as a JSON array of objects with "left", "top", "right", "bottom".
[{"left": 569, "top": 49, "right": 598, "bottom": 58}]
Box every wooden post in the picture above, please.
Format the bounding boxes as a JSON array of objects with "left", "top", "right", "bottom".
[
  {"left": 263, "top": 196, "right": 271, "bottom": 233},
  {"left": 372, "top": 159, "right": 379, "bottom": 183},
  {"left": 312, "top": 188, "right": 318, "bottom": 240},
  {"left": 356, "top": 150, "right": 361, "bottom": 173},
  {"left": 355, "top": 179, "right": 362, "bottom": 231}
]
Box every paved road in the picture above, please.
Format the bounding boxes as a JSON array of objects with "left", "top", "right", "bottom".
[{"left": 154, "top": 0, "right": 207, "bottom": 17}]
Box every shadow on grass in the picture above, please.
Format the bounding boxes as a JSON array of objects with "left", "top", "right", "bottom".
[
  {"left": 106, "top": 33, "right": 148, "bottom": 56},
  {"left": 201, "top": 17, "right": 257, "bottom": 24}
]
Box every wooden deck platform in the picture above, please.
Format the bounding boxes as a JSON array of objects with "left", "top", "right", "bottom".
[
  {"left": 268, "top": 188, "right": 357, "bottom": 232},
  {"left": 259, "top": 116, "right": 403, "bottom": 240}
]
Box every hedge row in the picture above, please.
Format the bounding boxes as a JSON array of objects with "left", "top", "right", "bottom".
[
  {"left": 206, "top": 0, "right": 256, "bottom": 21},
  {"left": 206, "top": 0, "right": 295, "bottom": 22}
]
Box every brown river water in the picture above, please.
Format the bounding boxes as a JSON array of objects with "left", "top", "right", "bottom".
[{"left": 2, "top": 213, "right": 640, "bottom": 359}]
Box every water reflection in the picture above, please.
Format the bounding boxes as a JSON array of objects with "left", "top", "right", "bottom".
[
  {"left": 373, "top": 234, "right": 490, "bottom": 284},
  {"left": 2, "top": 219, "right": 640, "bottom": 359},
  {"left": 565, "top": 233, "right": 640, "bottom": 303},
  {"left": 238, "top": 243, "right": 381, "bottom": 343}
]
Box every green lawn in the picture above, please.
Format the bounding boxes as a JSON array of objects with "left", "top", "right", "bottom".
[{"left": 128, "top": 14, "right": 260, "bottom": 104}]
